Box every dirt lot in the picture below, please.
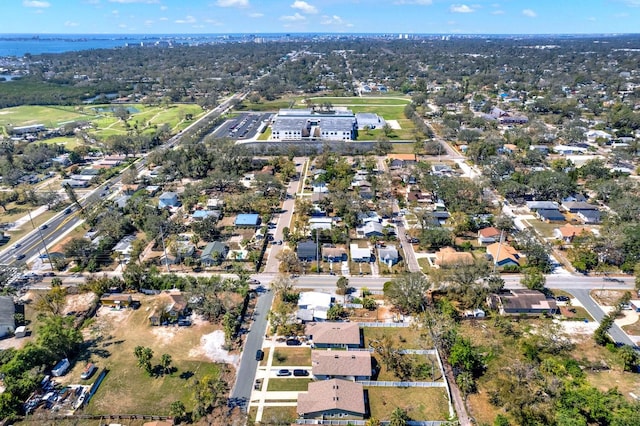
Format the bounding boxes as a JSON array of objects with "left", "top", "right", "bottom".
[
  {"left": 590, "top": 289, "right": 632, "bottom": 306},
  {"left": 57, "top": 293, "right": 239, "bottom": 416}
]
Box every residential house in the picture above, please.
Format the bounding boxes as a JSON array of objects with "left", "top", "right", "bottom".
[
  {"left": 158, "top": 192, "right": 180, "bottom": 209},
  {"left": 487, "top": 290, "right": 558, "bottom": 316},
  {"left": 309, "top": 217, "right": 334, "bottom": 231},
  {"left": 537, "top": 209, "right": 565, "bottom": 223},
  {"left": 200, "top": 241, "right": 229, "bottom": 266},
  {"left": 323, "top": 247, "right": 347, "bottom": 262},
  {"left": 113, "top": 235, "right": 136, "bottom": 264},
  {"left": 297, "top": 241, "right": 319, "bottom": 261},
  {"left": 0, "top": 296, "right": 15, "bottom": 338},
  {"left": 234, "top": 213, "right": 260, "bottom": 228},
  {"left": 576, "top": 210, "right": 601, "bottom": 224},
  {"left": 486, "top": 242, "right": 521, "bottom": 267},
  {"left": 297, "top": 379, "right": 365, "bottom": 420},
  {"left": 387, "top": 153, "right": 416, "bottom": 169},
  {"left": 311, "top": 350, "right": 372, "bottom": 381},
  {"left": 378, "top": 245, "right": 399, "bottom": 266},
  {"left": 100, "top": 293, "right": 133, "bottom": 308},
  {"left": 192, "top": 209, "right": 221, "bottom": 221},
  {"left": 359, "top": 221, "right": 384, "bottom": 237},
  {"left": 561, "top": 201, "right": 598, "bottom": 213},
  {"left": 113, "top": 195, "right": 131, "bottom": 209},
  {"left": 305, "top": 322, "right": 361, "bottom": 349},
  {"left": 350, "top": 244, "right": 372, "bottom": 263},
  {"left": 554, "top": 224, "right": 592, "bottom": 243},
  {"left": 477, "top": 227, "right": 501, "bottom": 245},
  {"left": 297, "top": 292, "right": 332, "bottom": 322},
  {"left": 434, "top": 247, "right": 474, "bottom": 268},
  {"left": 526, "top": 201, "right": 559, "bottom": 212},
  {"left": 432, "top": 164, "right": 453, "bottom": 176}
]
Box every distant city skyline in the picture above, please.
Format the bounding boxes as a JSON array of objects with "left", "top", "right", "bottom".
[{"left": 2, "top": 0, "right": 640, "bottom": 35}]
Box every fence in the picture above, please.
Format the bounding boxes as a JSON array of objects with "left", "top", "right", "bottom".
[
  {"left": 356, "top": 380, "right": 446, "bottom": 388},
  {"left": 358, "top": 322, "right": 411, "bottom": 327},
  {"left": 295, "top": 420, "right": 455, "bottom": 425}
]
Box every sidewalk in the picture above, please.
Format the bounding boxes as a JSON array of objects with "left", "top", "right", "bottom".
[{"left": 7, "top": 205, "right": 49, "bottom": 231}]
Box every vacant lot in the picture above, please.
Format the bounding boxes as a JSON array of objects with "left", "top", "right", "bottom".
[
  {"left": 61, "top": 294, "right": 237, "bottom": 416},
  {"left": 363, "top": 326, "right": 432, "bottom": 349},
  {"left": 267, "top": 378, "right": 313, "bottom": 392},
  {"left": 272, "top": 347, "right": 311, "bottom": 367},
  {"left": 366, "top": 387, "right": 450, "bottom": 421},
  {"left": 307, "top": 96, "right": 411, "bottom": 106}
]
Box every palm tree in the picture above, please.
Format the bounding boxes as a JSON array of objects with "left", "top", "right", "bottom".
[{"left": 389, "top": 407, "right": 409, "bottom": 426}]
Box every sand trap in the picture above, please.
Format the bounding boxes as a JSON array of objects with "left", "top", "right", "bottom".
[
  {"left": 386, "top": 119, "right": 401, "bottom": 130},
  {"left": 189, "top": 330, "right": 239, "bottom": 367}
]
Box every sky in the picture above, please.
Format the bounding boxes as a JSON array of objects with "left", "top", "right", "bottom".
[{"left": 2, "top": 0, "right": 640, "bottom": 35}]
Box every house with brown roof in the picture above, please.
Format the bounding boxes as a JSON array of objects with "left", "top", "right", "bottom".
[
  {"left": 305, "top": 322, "right": 361, "bottom": 349},
  {"left": 477, "top": 226, "right": 501, "bottom": 244},
  {"left": 487, "top": 290, "right": 557, "bottom": 316},
  {"left": 297, "top": 379, "right": 365, "bottom": 420},
  {"left": 486, "top": 242, "right": 521, "bottom": 267},
  {"left": 434, "top": 247, "right": 474, "bottom": 268},
  {"left": 148, "top": 291, "right": 188, "bottom": 325},
  {"left": 322, "top": 247, "right": 347, "bottom": 262},
  {"left": 311, "top": 350, "right": 372, "bottom": 381},
  {"left": 554, "top": 224, "right": 592, "bottom": 243}
]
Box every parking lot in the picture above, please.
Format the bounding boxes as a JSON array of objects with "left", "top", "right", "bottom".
[{"left": 212, "top": 112, "right": 272, "bottom": 140}]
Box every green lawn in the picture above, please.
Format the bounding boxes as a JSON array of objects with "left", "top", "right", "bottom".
[
  {"left": 86, "top": 361, "right": 223, "bottom": 416},
  {"left": 307, "top": 96, "right": 411, "bottom": 106},
  {"left": 366, "top": 387, "right": 450, "bottom": 421},
  {"left": 260, "top": 406, "right": 297, "bottom": 425},
  {"left": 0, "top": 105, "right": 100, "bottom": 128},
  {"left": 272, "top": 347, "right": 311, "bottom": 366},
  {"left": 258, "top": 127, "right": 272, "bottom": 141},
  {"left": 267, "top": 378, "right": 313, "bottom": 392},
  {"left": 43, "top": 136, "right": 84, "bottom": 149},
  {"left": 349, "top": 105, "right": 408, "bottom": 120}
]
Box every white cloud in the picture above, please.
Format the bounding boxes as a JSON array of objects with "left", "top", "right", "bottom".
[
  {"left": 23, "top": 1, "right": 50, "bottom": 7},
  {"left": 450, "top": 4, "right": 474, "bottom": 13},
  {"left": 280, "top": 12, "right": 306, "bottom": 21},
  {"left": 205, "top": 18, "right": 222, "bottom": 25},
  {"left": 175, "top": 15, "right": 197, "bottom": 24},
  {"left": 144, "top": 19, "right": 154, "bottom": 25},
  {"left": 291, "top": 1, "right": 317, "bottom": 14},
  {"left": 159, "top": 16, "right": 168, "bottom": 21},
  {"left": 160, "top": 5, "right": 167, "bottom": 10},
  {"left": 64, "top": 20, "right": 79, "bottom": 27},
  {"left": 109, "top": 0, "right": 159, "bottom": 3},
  {"left": 216, "top": 0, "right": 249, "bottom": 7},
  {"left": 112, "top": 9, "right": 119, "bottom": 14},
  {"left": 394, "top": 0, "right": 432, "bottom": 5},
  {"left": 249, "top": 12, "right": 264, "bottom": 18},
  {"left": 320, "top": 14, "right": 353, "bottom": 26},
  {"left": 491, "top": 10, "right": 504, "bottom": 15},
  {"left": 621, "top": 0, "right": 640, "bottom": 6},
  {"left": 522, "top": 9, "right": 537, "bottom": 17}
]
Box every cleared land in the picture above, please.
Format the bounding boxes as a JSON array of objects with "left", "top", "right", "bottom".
[
  {"left": 267, "top": 378, "right": 313, "bottom": 392},
  {"left": 366, "top": 387, "right": 450, "bottom": 421},
  {"left": 363, "top": 326, "right": 433, "bottom": 349},
  {"left": 50, "top": 295, "right": 236, "bottom": 417},
  {"left": 271, "top": 347, "right": 311, "bottom": 367},
  {"left": 307, "top": 96, "right": 411, "bottom": 106}
]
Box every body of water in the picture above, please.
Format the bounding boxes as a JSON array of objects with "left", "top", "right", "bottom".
[{"left": 0, "top": 34, "right": 164, "bottom": 57}]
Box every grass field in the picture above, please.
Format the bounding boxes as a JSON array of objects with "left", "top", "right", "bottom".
[
  {"left": 0, "top": 103, "right": 204, "bottom": 143},
  {"left": 307, "top": 96, "right": 410, "bottom": 106},
  {"left": 267, "top": 378, "right": 313, "bottom": 392},
  {"left": 260, "top": 406, "right": 297, "bottom": 425},
  {"left": 0, "top": 105, "right": 100, "bottom": 129},
  {"left": 55, "top": 296, "right": 233, "bottom": 417},
  {"left": 366, "top": 387, "right": 450, "bottom": 421},
  {"left": 42, "top": 136, "right": 84, "bottom": 149},
  {"left": 272, "top": 347, "right": 311, "bottom": 366},
  {"left": 363, "top": 326, "right": 432, "bottom": 349}
]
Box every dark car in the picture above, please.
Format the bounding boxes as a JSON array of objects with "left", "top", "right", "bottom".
[
  {"left": 64, "top": 208, "right": 72, "bottom": 214},
  {"left": 286, "top": 339, "right": 301, "bottom": 346},
  {"left": 256, "top": 350, "right": 264, "bottom": 361},
  {"left": 14, "top": 253, "right": 25, "bottom": 261},
  {"left": 276, "top": 369, "right": 291, "bottom": 376},
  {"left": 254, "top": 379, "right": 262, "bottom": 390},
  {"left": 556, "top": 296, "right": 570, "bottom": 302},
  {"left": 293, "top": 369, "right": 309, "bottom": 377},
  {"left": 39, "top": 224, "right": 48, "bottom": 230}
]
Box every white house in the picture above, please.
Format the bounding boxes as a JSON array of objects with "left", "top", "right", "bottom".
[
  {"left": 350, "top": 244, "right": 372, "bottom": 263},
  {"left": 297, "top": 292, "right": 332, "bottom": 322}
]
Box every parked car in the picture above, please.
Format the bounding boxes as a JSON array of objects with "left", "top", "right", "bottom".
[
  {"left": 254, "top": 379, "right": 262, "bottom": 390},
  {"left": 249, "top": 279, "right": 260, "bottom": 285},
  {"left": 556, "top": 296, "right": 570, "bottom": 302},
  {"left": 256, "top": 350, "right": 264, "bottom": 361},
  {"left": 286, "top": 339, "right": 301, "bottom": 346},
  {"left": 293, "top": 369, "right": 309, "bottom": 377},
  {"left": 276, "top": 369, "right": 291, "bottom": 376}
]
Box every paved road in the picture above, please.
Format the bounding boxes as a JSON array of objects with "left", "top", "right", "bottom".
[
  {"left": 567, "top": 288, "right": 638, "bottom": 348},
  {"left": 1, "top": 93, "right": 245, "bottom": 271},
  {"left": 229, "top": 288, "right": 274, "bottom": 411}
]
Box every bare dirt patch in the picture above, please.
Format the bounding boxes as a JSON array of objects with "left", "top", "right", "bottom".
[
  {"left": 591, "top": 289, "right": 631, "bottom": 306},
  {"left": 188, "top": 330, "right": 240, "bottom": 366},
  {"left": 63, "top": 292, "right": 97, "bottom": 315}
]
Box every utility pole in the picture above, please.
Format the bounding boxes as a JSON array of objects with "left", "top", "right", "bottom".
[
  {"left": 159, "top": 225, "right": 170, "bottom": 273},
  {"left": 29, "top": 210, "right": 52, "bottom": 268},
  {"left": 492, "top": 230, "right": 505, "bottom": 274}
]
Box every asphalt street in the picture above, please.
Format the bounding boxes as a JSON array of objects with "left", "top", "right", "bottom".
[{"left": 229, "top": 288, "right": 274, "bottom": 411}]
